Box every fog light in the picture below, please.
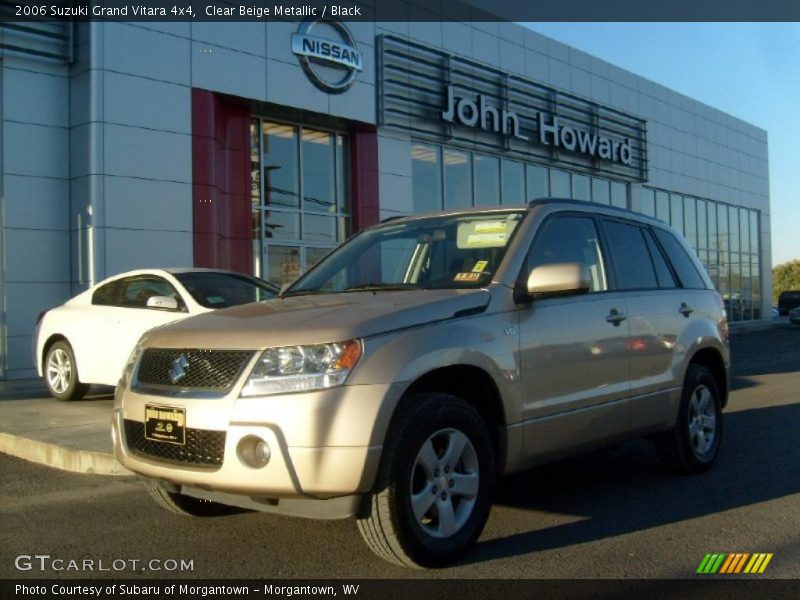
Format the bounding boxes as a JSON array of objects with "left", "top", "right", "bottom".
[{"left": 237, "top": 436, "right": 271, "bottom": 468}]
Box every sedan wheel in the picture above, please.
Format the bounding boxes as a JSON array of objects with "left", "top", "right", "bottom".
[{"left": 44, "top": 341, "right": 88, "bottom": 401}]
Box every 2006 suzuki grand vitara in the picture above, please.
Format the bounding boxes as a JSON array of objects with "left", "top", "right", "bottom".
[{"left": 113, "top": 199, "right": 729, "bottom": 568}]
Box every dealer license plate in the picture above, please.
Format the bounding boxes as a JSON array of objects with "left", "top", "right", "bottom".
[{"left": 144, "top": 405, "right": 186, "bottom": 445}]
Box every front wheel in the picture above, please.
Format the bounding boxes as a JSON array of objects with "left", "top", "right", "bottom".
[
  {"left": 44, "top": 341, "right": 89, "bottom": 401},
  {"left": 357, "top": 393, "right": 495, "bottom": 568},
  {"left": 654, "top": 364, "right": 723, "bottom": 474}
]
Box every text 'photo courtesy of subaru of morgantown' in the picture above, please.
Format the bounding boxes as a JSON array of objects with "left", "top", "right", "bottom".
[
  {"left": 35, "top": 269, "right": 278, "bottom": 401},
  {"left": 113, "top": 199, "right": 729, "bottom": 568}
]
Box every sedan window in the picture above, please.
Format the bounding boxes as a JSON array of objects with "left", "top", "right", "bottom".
[
  {"left": 92, "top": 280, "right": 120, "bottom": 306},
  {"left": 118, "top": 277, "right": 183, "bottom": 310},
  {"left": 174, "top": 272, "right": 278, "bottom": 309}
]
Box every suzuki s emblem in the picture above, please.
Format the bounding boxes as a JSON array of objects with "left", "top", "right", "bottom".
[{"left": 169, "top": 354, "right": 190, "bottom": 384}]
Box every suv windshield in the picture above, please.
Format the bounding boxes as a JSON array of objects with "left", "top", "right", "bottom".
[
  {"left": 285, "top": 211, "right": 525, "bottom": 296},
  {"left": 174, "top": 272, "right": 279, "bottom": 308}
]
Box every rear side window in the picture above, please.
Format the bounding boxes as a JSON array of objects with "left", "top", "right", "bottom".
[
  {"left": 92, "top": 281, "right": 119, "bottom": 306},
  {"left": 118, "top": 276, "right": 182, "bottom": 309},
  {"left": 525, "top": 216, "right": 607, "bottom": 292},
  {"left": 653, "top": 229, "right": 707, "bottom": 289},
  {"left": 643, "top": 230, "right": 677, "bottom": 289},
  {"left": 602, "top": 220, "right": 658, "bottom": 290}
]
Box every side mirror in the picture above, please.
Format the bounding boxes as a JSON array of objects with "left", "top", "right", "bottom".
[
  {"left": 146, "top": 295, "right": 179, "bottom": 310},
  {"left": 525, "top": 262, "right": 591, "bottom": 298}
]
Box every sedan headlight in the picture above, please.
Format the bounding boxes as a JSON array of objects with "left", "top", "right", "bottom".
[{"left": 241, "top": 339, "right": 363, "bottom": 397}]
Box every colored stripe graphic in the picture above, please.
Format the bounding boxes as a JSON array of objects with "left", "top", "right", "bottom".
[
  {"left": 758, "top": 554, "right": 773, "bottom": 573},
  {"left": 733, "top": 553, "right": 750, "bottom": 573},
  {"left": 696, "top": 554, "right": 712, "bottom": 574},
  {"left": 719, "top": 554, "right": 736, "bottom": 573},
  {"left": 700, "top": 553, "right": 774, "bottom": 575},
  {"left": 709, "top": 553, "right": 726, "bottom": 573}
]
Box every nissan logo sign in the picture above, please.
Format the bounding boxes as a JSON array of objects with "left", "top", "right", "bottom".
[{"left": 291, "top": 18, "right": 363, "bottom": 94}]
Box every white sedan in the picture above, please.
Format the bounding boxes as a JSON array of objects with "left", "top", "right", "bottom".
[{"left": 35, "top": 268, "right": 279, "bottom": 401}]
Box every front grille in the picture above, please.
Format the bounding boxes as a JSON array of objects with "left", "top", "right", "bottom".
[
  {"left": 123, "top": 420, "right": 225, "bottom": 467},
  {"left": 135, "top": 349, "right": 253, "bottom": 390}
]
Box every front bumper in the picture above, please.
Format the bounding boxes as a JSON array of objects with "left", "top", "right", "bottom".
[{"left": 113, "top": 381, "right": 404, "bottom": 500}]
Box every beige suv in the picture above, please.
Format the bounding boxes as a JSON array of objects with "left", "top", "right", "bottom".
[{"left": 113, "top": 199, "right": 729, "bottom": 568}]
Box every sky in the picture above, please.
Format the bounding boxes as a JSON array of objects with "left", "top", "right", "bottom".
[{"left": 523, "top": 23, "right": 800, "bottom": 267}]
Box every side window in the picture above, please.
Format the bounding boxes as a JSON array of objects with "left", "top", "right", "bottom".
[
  {"left": 644, "top": 230, "right": 677, "bottom": 289},
  {"left": 92, "top": 281, "right": 120, "bottom": 306},
  {"left": 525, "top": 216, "right": 607, "bottom": 292},
  {"left": 653, "top": 229, "right": 707, "bottom": 289},
  {"left": 118, "top": 277, "right": 182, "bottom": 309},
  {"left": 602, "top": 220, "right": 658, "bottom": 290}
]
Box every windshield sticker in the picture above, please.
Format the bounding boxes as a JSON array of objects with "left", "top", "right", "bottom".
[
  {"left": 206, "top": 296, "right": 225, "bottom": 304},
  {"left": 466, "top": 232, "right": 507, "bottom": 246},
  {"left": 454, "top": 272, "right": 482, "bottom": 282},
  {"left": 458, "top": 218, "right": 519, "bottom": 249},
  {"left": 472, "top": 260, "right": 489, "bottom": 273},
  {"left": 474, "top": 221, "right": 507, "bottom": 233}
]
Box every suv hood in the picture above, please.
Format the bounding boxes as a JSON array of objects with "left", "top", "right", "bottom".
[{"left": 143, "top": 288, "right": 492, "bottom": 350}]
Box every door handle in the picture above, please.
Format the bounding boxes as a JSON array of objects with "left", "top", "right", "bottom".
[
  {"left": 679, "top": 303, "right": 694, "bottom": 317},
  {"left": 605, "top": 308, "right": 627, "bottom": 326}
]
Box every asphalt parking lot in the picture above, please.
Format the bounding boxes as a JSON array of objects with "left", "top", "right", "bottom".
[{"left": 1, "top": 324, "right": 798, "bottom": 580}]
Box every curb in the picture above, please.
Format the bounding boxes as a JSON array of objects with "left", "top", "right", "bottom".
[{"left": 0, "top": 432, "right": 133, "bottom": 477}]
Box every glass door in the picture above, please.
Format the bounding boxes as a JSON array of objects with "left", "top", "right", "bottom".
[{"left": 251, "top": 119, "right": 349, "bottom": 287}]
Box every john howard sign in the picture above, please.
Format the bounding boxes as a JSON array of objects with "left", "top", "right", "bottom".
[
  {"left": 378, "top": 36, "right": 648, "bottom": 182},
  {"left": 441, "top": 85, "right": 634, "bottom": 166}
]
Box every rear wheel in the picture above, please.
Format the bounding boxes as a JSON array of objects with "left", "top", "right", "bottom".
[
  {"left": 44, "top": 341, "right": 89, "bottom": 402},
  {"left": 357, "top": 393, "right": 494, "bottom": 568},
  {"left": 655, "top": 364, "right": 723, "bottom": 474},
  {"left": 143, "top": 481, "right": 242, "bottom": 517}
]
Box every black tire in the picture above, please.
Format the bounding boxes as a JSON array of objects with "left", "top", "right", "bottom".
[
  {"left": 44, "top": 340, "right": 89, "bottom": 402},
  {"left": 357, "top": 393, "right": 495, "bottom": 568},
  {"left": 654, "top": 364, "right": 723, "bottom": 474},
  {"left": 143, "top": 481, "right": 242, "bottom": 517}
]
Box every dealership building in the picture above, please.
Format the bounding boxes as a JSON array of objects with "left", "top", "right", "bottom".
[{"left": 0, "top": 16, "right": 771, "bottom": 380}]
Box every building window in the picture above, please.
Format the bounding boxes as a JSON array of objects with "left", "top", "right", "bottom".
[
  {"left": 572, "top": 174, "right": 591, "bottom": 201},
  {"left": 526, "top": 165, "right": 549, "bottom": 201},
  {"left": 251, "top": 119, "right": 349, "bottom": 286},
  {"left": 610, "top": 181, "right": 627, "bottom": 209},
  {"left": 473, "top": 154, "right": 500, "bottom": 206},
  {"left": 411, "top": 143, "right": 442, "bottom": 214},
  {"left": 638, "top": 187, "right": 655, "bottom": 217},
  {"left": 444, "top": 149, "right": 472, "bottom": 210},
  {"left": 592, "top": 178, "right": 611, "bottom": 205},
  {"left": 501, "top": 160, "right": 525, "bottom": 205},
  {"left": 550, "top": 168, "right": 571, "bottom": 197}
]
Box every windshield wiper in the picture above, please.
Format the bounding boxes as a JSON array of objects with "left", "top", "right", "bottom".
[
  {"left": 280, "top": 289, "right": 327, "bottom": 298},
  {"left": 341, "top": 283, "right": 421, "bottom": 292}
]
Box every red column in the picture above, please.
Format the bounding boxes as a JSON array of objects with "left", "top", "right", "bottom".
[
  {"left": 192, "top": 89, "right": 253, "bottom": 273},
  {"left": 350, "top": 124, "right": 380, "bottom": 232}
]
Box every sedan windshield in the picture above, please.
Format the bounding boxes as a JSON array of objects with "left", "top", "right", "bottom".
[
  {"left": 285, "top": 211, "right": 525, "bottom": 296},
  {"left": 174, "top": 272, "right": 278, "bottom": 309}
]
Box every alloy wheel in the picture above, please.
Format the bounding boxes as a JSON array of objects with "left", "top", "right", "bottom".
[
  {"left": 47, "top": 348, "right": 72, "bottom": 394},
  {"left": 409, "top": 428, "right": 480, "bottom": 539},
  {"left": 688, "top": 384, "right": 716, "bottom": 456}
]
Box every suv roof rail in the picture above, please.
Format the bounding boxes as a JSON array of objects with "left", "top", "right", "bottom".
[
  {"left": 528, "top": 196, "right": 660, "bottom": 222},
  {"left": 380, "top": 215, "right": 406, "bottom": 223}
]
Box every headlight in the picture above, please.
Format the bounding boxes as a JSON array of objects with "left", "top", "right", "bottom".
[{"left": 240, "top": 339, "right": 362, "bottom": 397}]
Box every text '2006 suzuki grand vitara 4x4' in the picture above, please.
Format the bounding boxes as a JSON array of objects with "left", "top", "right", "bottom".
[{"left": 113, "top": 199, "right": 729, "bottom": 568}]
